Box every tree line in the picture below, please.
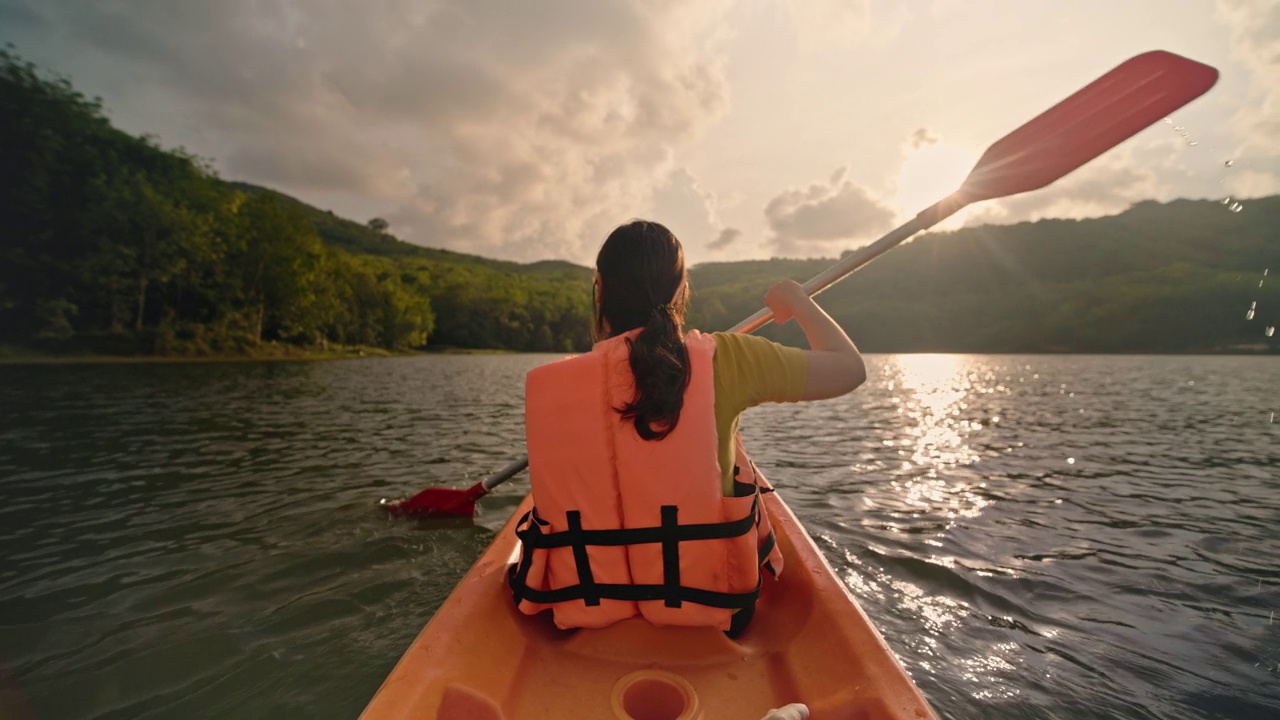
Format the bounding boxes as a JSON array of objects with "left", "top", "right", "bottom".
[{"left": 688, "top": 197, "right": 1279, "bottom": 353}]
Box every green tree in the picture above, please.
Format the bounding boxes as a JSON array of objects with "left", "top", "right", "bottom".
[{"left": 230, "top": 194, "right": 326, "bottom": 343}]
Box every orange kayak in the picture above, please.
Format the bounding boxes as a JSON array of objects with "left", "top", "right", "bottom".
[{"left": 361, "top": 492, "right": 938, "bottom": 720}]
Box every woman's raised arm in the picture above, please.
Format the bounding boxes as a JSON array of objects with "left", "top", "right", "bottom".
[{"left": 764, "top": 279, "right": 866, "bottom": 400}]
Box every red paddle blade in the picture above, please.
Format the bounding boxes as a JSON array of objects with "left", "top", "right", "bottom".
[
  {"left": 959, "top": 50, "right": 1219, "bottom": 203},
  {"left": 383, "top": 482, "right": 488, "bottom": 519}
]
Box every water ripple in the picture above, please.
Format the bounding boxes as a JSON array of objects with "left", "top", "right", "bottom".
[{"left": 1, "top": 354, "right": 1278, "bottom": 719}]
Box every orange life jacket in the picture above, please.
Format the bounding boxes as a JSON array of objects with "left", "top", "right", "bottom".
[{"left": 508, "top": 330, "right": 784, "bottom": 632}]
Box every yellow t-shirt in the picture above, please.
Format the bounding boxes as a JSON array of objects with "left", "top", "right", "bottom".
[{"left": 710, "top": 333, "right": 808, "bottom": 495}]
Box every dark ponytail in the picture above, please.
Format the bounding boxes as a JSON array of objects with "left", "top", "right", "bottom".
[{"left": 594, "top": 220, "right": 690, "bottom": 441}]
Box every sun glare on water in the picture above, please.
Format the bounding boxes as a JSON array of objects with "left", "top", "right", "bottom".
[
  {"left": 894, "top": 143, "right": 978, "bottom": 229},
  {"left": 887, "top": 353, "right": 985, "bottom": 505},
  {"left": 895, "top": 353, "right": 965, "bottom": 391}
]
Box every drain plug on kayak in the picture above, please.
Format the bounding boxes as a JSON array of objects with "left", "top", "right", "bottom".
[{"left": 610, "top": 670, "right": 701, "bottom": 720}]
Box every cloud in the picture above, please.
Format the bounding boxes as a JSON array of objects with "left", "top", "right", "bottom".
[
  {"left": 908, "top": 127, "right": 940, "bottom": 149},
  {"left": 649, "top": 166, "right": 737, "bottom": 260},
  {"left": 763, "top": 166, "right": 896, "bottom": 256},
  {"left": 709, "top": 227, "right": 742, "bottom": 250},
  {"left": 0, "top": 1, "right": 42, "bottom": 27},
  {"left": 0, "top": 0, "right": 736, "bottom": 263},
  {"left": 1215, "top": 0, "right": 1280, "bottom": 196}
]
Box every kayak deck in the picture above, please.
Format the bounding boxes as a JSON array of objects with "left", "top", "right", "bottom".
[{"left": 361, "top": 493, "right": 938, "bottom": 720}]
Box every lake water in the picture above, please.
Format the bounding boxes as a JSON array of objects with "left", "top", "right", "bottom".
[{"left": 1, "top": 354, "right": 1278, "bottom": 719}]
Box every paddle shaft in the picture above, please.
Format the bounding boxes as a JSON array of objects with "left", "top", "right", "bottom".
[
  {"left": 729, "top": 203, "right": 957, "bottom": 334},
  {"left": 482, "top": 456, "right": 531, "bottom": 491},
  {"left": 475, "top": 199, "right": 962, "bottom": 494}
]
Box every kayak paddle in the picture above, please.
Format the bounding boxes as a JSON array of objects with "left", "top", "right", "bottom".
[
  {"left": 381, "top": 457, "right": 527, "bottom": 517},
  {"left": 385, "top": 49, "right": 1218, "bottom": 519}
]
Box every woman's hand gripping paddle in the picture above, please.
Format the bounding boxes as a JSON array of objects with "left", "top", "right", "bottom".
[{"left": 386, "top": 49, "right": 1218, "bottom": 519}]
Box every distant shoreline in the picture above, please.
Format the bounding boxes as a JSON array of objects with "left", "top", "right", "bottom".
[
  {"left": 1, "top": 346, "right": 1273, "bottom": 366},
  {"left": 0, "top": 344, "right": 530, "bottom": 365},
  {"left": 0, "top": 349, "right": 389, "bottom": 366}
]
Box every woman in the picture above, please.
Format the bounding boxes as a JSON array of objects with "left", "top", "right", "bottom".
[{"left": 507, "top": 220, "right": 865, "bottom": 638}]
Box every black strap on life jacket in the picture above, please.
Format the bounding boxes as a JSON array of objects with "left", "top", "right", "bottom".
[
  {"left": 735, "top": 461, "right": 779, "bottom": 578},
  {"left": 507, "top": 496, "right": 771, "bottom": 611}
]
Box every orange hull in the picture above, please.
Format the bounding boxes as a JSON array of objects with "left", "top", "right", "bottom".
[{"left": 361, "top": 493, "right": 938, "bottom": 720}]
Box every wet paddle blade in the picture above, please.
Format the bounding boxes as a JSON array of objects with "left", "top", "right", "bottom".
[
  {"left": 383, "top": 482, "right": 487, "bottom": 519},
  {"left": 958, "top": 50, "right": 1219, "bottom": 203}
]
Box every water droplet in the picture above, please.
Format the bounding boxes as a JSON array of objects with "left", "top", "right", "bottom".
[
  {"left": 1252, "top": 301, "right": 1258, "bottom": 309},
  {"left": 1265, "top": 269, "right": 1270, "bottom": 276},
  {"left": 1246, "top": 309, "right": 1256, "bottom": 320},
  {"left": 1187, "top": 141, "right": 1198, "bottom": 146},
  {"left": 1225, "top": 159, "right": 1235, "bottom": 167},
  {"left": 1267, "top": 326, "right": 1276, "bottom": 337},
  {"left": 1067, "top": 457, "right": 1075, "bottom": 464},
  {"left": 1164, "top": 117, "right": 1173, "bottom": 124},
  {"left": 1222, "top": 196, "right": 1232, "bottom": 205},
  {"left": 1173, "top": 125, "right": 1184, "bottom": 131},
  {"left": 1180, "top": 132, "right": 1189, "bottom": 138},
  {"left": 1229, "top": 202, "right": 1244, "bottom": 213}
]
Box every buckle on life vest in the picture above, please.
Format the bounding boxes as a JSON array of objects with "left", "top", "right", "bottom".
[
  {"left": 510, "top": 498, "right": 764, "bottom": 611},
  {"left": 508, "top": 508, "right": 550, "bottom": 606}
]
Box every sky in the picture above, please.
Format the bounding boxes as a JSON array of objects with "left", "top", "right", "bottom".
[{"left": 1, "top": 0, "right": 1276, "bottom": 266}]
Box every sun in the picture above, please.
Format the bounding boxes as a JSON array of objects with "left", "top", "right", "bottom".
[{"left": 893, "top": 143, "right": 978, "bottom": 229}]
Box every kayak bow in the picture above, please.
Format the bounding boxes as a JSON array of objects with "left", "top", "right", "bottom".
[{"left": 361, "top": 492, "right": 938, "bottom": 720}]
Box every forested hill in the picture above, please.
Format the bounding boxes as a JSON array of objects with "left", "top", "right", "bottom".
[
  {"left": 225, "top": 181, "right": 590, "bottom": 283},
  {"left": 686, "top": 197, "right": 1280, "bottom": 353},
  {"left": 1, "top": 48, "right": 1276, "bottom": 357},
  {"left": 0, "top": 49, "right": 593, "bottom": 356}
]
